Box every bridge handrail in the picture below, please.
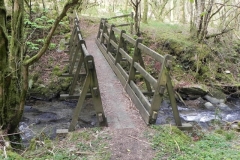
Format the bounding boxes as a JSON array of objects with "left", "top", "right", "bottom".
[
  {"left": 96, "top": 17, "right": 191, "bottom": 130},
  {"left": 61, "top": 11, "right": 107, "bottom": 131}
]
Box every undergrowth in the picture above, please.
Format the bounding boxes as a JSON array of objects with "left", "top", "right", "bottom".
[
  {"left": 141, "top": 20, "right": 240, "bottom": 94},
  {"left": 149, "top": 125, "right": 240, "bottom": 160},
  {"left": 0, "top": 128, "right": 111, "bottom": 160}
]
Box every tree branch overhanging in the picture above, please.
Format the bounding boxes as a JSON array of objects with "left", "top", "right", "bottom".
[{"left": 24, "top": 0, "right": 81, "bottom": 66}]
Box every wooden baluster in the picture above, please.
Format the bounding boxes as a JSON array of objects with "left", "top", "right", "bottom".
[
  {"left": 115, "top": 30, "right": 126, "bottom": 65},
  {"left": 149, "top": 58, "right": 168, "bottom": 124},
  {"left": 128, "top": 39, "right": 142, "bottom": 83}
]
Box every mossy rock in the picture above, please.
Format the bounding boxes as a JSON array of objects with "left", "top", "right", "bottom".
[
  {"left": 208, "top": 87, "right": 226, "bottom": 100},
  {"left": 177, "top": 84, "right": 209, "bottom": 97}
]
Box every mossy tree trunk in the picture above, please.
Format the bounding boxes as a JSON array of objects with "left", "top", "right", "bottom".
[
  {"left": 0, "top": 0, "right": 26, "bottom": 138},
  {"left": 0, "top": 0, "right": 81, "bottom": 145},
  {"left": 0, "top": 0, "right": 9, "bottom": 129}
]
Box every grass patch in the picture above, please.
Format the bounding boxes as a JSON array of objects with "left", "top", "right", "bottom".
[
  {"left": 22, "top": 128, "right": 111, "bottom": 160},
  {"left": 149, "top": 125, "right": 240, "bottom": 160}
]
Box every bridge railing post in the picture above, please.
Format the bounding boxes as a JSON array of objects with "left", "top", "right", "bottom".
[
  {"left": 97, "top": 18, "right": 104, "bottom": 40},
  {"left": 106, "top": 24, "right": 115, "bottom": 54},
  {"left": 115, "top": 30, "right": 126, "bottom": 65},
  {"left": 128, "top": 39, "right": 142, "bottom": 83},
  {"left": 130, "top": 12, "right": 134, "bottom": 34},
  {"left": 100, "top": 20, "right": 108, "bottom": 45},
  {"left": 69, "top": 18, "right": 80, "bottom": 63}
]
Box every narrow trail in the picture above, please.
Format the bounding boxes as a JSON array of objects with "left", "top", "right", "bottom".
[{"left": 85, "top": 32, "right": 155, "bottom": 159}]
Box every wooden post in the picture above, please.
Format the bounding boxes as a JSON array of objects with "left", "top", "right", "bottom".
[
  {"left": 130, "top": 12, "right": 134, "bottom": 34},
  {"left": 128, "top": 39, "right": 142, "bottom": 83},
  {"left": 100, "top": 20, "right": 108, "bottom": 44},
  {"left": 86, "top": 55, "right": 107, "bottom": 127},
  {"left": 166, "top": 72, "right": 182, "bottom": 126},
  {"left": 138, "top": 53, "right": 152, "bottom": 93},
  {"left": 68, "top": 41, "right": 86, "bottom": 95},
  {"left": 97, "top": 18, "right": 104, "bottom": 40},
  {"left": 69, "top": 75, "right": 91, "bottom": 131},
  {"left": 148, "top": 59, "right": 168, "bottom": 124},
  {"left": 106, "top": 25, "right": 115, "bottom": 54},
  {"left": 69, "top": 43, "right": 81, "bottom": 75},
  {"left": 115, "top": 30, "right": 126, "bottom": 65}
]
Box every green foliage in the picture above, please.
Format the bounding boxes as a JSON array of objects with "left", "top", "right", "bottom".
[
  {"left": 28, "top": 79, "right": 33, "bottom": 89},
  {"left": 149, "top": 125, "right": 240, "bottom": 159},
  {"left": 200, "top": 11, "right": 208, "bottom": 17},
  {"left": 47, "top": 19, "right": 55, "bottom": 24},
  {"left": 52, "top": 66, "right": 62, "bottom": 76},
  {"left": 26, "top": 41, "right": 39, "bottom": 51},
  {"left": 35, "top": 39, "right": 44, "bottom": 43},
  {"left": 49, "top": 43, "right": 57, "bottom": 50}
]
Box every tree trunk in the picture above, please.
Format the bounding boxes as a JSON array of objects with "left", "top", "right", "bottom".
[
  {"left": 156, "top": 0, "right": 168, "bottom": 21},
  {"left": 0, "top": 0, "right": 26, "bottom": 147},
  {"left": 0, "top": 0, "right": 81, "bottom": 147},
  {"left": 199, "top": 0, "right": 214, "bottom": 41},
  {"left": 42, "top": 0, "right": 45, "bottom": 11},
  {"left": 181, "top": 0, "right": 186, "bottom": 23},
  {"left": 142, "top": 0, "right": 148, "bottom": 23},
  {"left": 131, "top": 0, "right": 141, "bottom": 35},
  {"left": 190, "top": 0, "right": 205, "bottom": 39},
  {"left": 125, "top": 0, "right": 129, "bottom": 11},
  {"left": 53, "top": 0, "right": 59, "bottom": 15},
  {"left": 0, "top": 0, "right": 9, "bottom": 128}
]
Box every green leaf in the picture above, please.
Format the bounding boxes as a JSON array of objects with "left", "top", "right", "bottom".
[
  {"left": 200, "top": 11, "right": 207, "bottom": 16},
  {"left": 28, "top": 79, "right": 33, "bottom": 89},
  {"left": 47, "top": 19, "right": 55, "bottom": 24}
]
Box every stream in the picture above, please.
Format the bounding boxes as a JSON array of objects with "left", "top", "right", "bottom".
[
  {"left": 19, "top": 97, "right": 240, "bottom": 146},
  {"left": 157, "top": 97, "right": 240, "bottom": 128},
  {"left": 19, "top": 99, "right": 97, "bottom": 146}
]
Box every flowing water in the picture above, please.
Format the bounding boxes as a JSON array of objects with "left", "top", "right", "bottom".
[
  {"left": 157, "top": 97, "right": 240, "bottom": 128},
  {"left": 19, "top": 99, "right": 97, "bottom": 146},
  {"left": 20, "top": 97, "right": 240, "bottom": 146}
]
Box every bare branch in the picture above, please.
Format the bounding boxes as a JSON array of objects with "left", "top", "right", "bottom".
[
  {"left": 209, "top": 0, "right": 231, "bottom": 21},
  {"left": 205, "top": 28, "right": 234, "bottom": 39},
  {"left": 215, "top": 2, "right": 240, "bottom": 8},
  {"left": 130, "top": 0, "right": 136, "bottom": 7}
]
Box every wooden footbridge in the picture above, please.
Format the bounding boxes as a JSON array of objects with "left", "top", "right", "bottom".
[{"left": 60, "top": 11, "right": 191, "bottom": 131}]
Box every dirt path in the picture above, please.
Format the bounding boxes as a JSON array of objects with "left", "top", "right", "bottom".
[{"left": 84, "top": 23, "right": 155, "bottom": 159}]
